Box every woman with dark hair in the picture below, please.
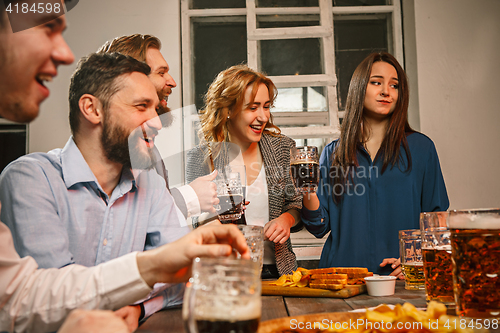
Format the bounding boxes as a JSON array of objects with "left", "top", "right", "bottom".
[
  {"left": 186, "top": 65, "right": 302, "bottom": 278},
  {"left": 301, "top": 52, "right": 449, "bottom": 275}
]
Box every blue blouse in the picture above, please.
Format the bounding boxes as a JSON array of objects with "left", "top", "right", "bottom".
[{"left": 301, "top": 132, "right": 449, "bottom": 274}]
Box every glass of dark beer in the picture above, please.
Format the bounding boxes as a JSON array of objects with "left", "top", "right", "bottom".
[
  {"left": 183, "top": 257, "right": 261, "bottom": 333},
  {"left": 420, "top": 211, "right": 454, "bottom": 306},
  {"left": 214, "top": 165, "right": 246, "bottom": 223},
  {"left": 449, "top": 208, "right": 500, "bottom": 318},
  {"left": 290, "top": 146, "right": 319, "bottom": 194},
  {"left": 399, "top": 229, "right": 425, "bottom": 290}
]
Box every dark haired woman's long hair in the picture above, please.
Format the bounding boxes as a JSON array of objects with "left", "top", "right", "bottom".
[{"left": 331, "top": 52, "right": 414, "bottom": 204}]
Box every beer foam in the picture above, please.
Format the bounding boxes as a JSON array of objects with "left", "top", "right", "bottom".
[
  {"left": 195, "top": 295, "right": 261, "bottom": 321},
  {"left": 403, "top": 262, "right": 423, "bottom": 267},
  {"left": 449, "top": 212, "right": 500, "bottom": 229}
]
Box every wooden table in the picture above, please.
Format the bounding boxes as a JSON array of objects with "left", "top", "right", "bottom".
[{"left": 136, "top": 281, "right": 498, "bottom": 333}]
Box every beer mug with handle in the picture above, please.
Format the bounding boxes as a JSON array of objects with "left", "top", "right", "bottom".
[
  {"left": 214, "top": 165, "right": 246, "bottom": 223},
  {"left": 183, "top": 257, "right": 261, "bottom": 333},
  {"left": 290, "top": 146, "right": 319, "bottom": 194}
]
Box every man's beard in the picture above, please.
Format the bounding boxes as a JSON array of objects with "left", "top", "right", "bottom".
[
  {"left": 101, "top": 114, "right": 156, "bottom": 170},
  {"left": 156, "top": 90, "right": 174, "bottom": 128}
]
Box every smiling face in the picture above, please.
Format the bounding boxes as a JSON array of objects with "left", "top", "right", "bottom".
[
  {"left": 101, "top": 72, "right": 162, "bottom": 169},
  {"left": 0, "top": 14, "right": 74, "bottom": 122},
  {"left": 363, "top": 61, "right": 399, "bottom": 120},
  {"left": 227, "top": 83, "right": 270, "bottom": 148},
  {"left": 145, "top": 47, "right": 176, "bottom": 113}
]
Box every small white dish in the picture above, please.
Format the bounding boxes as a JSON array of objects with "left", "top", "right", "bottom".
[{"left": 364, "top": 276, "right": 397, "bottom": 296}]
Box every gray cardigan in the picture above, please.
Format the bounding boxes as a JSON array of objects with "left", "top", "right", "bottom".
[{"left": 186, "top": 133, "right": 302, "bottom": 275}]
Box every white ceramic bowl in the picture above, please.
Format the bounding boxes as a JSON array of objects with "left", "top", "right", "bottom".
[{"left": 364, "top": 276, "right": 397, "bottom": 296}]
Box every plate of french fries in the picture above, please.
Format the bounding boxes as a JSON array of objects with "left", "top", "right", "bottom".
[{"left": 258, "top": 301, "right": 485, "bottom": 333}]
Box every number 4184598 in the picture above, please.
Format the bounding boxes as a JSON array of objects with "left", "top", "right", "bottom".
[
  {"left": 443, "top": 319, "right": 499, "bottom": 330},
  {"left": 6, "top": 2, "right": 61, "bottom": 14}
]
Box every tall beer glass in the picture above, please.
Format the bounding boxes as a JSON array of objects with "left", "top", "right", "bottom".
[
  {"left": 399, "top": 229, "right": 425, "bottom": 290},
  {"left": 449, "top": 208, "right": 500, "bottom": 318},
  {"left": 420, "top": 211, "right": 454, "bottom": 306},
  {"left": 215, "top": 165, "right": 246, "bottom": 223},
  {"left": 290, "top": 146, "right": 319, "bottom": 194},
  {"left": 183, "top": 257, "right": 261, "bottom": 333}
]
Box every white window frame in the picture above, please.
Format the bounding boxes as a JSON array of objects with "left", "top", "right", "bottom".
[{"left": 181, "top": 0, "right": 403, "bottom": 142}]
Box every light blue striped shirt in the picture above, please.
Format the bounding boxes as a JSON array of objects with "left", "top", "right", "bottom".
[{"left": 0, "top": 137, "right": 189, "bottom": 269}]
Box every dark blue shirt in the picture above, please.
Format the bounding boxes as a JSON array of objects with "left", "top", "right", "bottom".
[{"left": 301, "top": 132, "right": 449, "bottom": 274}]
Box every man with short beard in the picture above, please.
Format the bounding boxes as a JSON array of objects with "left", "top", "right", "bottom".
[
  {"left": 98, "top": 34, "right": 218, "bottom": 219},
  {"left": 0, "top": 52, "right": 190, "bottom": 324}
]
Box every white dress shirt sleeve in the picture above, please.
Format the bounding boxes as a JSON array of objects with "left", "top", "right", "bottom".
[
  {"left": 0, "top": 222, "right": 152, "bottom": 333},
  {"left": 176, "top": 184, "right": 201, "bottom": 218}
]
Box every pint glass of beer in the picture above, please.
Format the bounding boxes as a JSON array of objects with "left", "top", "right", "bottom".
[
  {"left": 449, "top": 208, "right": 500, "bottom": 318},
  {"left": 290, "top": 146, "right": 319, "bottom": 194},
  {"left": 237, "top": 225, "right": 264, "bottom": 273},
  {"left": 183, "top": 257, "right": 261, "bottom": 333},
  {"left": 399, "top": 229, "right": 425, "bottom": 290},
  {"left": 215, "top": 165, "right": 246, "bottom": 223},
  {"left": 420, "top": 211, "right": 454, "bottom": 306}
]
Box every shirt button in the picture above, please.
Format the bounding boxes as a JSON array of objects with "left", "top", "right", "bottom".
[{"left": 103, "top": 239, "right": 108, "bottom": 246}]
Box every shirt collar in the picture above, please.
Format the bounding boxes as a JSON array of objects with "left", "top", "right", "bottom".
[
  {"left": 61, "top": 137, "right": 137, "bottom": 194},
  {"left": 61, "top": 137, "right": 98, "bottom": 189}
]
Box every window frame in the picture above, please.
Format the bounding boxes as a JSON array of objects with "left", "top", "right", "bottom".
[{"left": 181, "top": 0, "right": 403, "bottom": 142}]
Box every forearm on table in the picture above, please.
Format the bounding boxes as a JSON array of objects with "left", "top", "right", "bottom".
[
  {"left": 143, "top": 283, "right": 185, "bottom": 318},
  {"left": 1, "top": 252, "right": 151, "bottom": 332}
]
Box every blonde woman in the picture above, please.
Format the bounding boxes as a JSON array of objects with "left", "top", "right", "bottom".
[{"left": 186, "top": 65, "right": 302, "bottom": 277}]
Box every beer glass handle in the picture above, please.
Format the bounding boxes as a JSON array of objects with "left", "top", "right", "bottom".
[{"left": 182, "top": 282, "right": 199, "bottom": 333}]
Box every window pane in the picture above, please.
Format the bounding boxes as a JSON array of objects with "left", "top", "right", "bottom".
[
  {"left": 260, "top": 38, "right": 322, "bottom": 76},
  {"left": 257, "top": 0, "right": 318, "bottom": 7},
  {"left": 257, "top": 15, "right": 320, "bottom": 29},
  {"left": 191, "top": 0, "right": 245, "bottom": 9},
  {"left": 332, "top": 0, "right": 388, "bottom": 6},
  {"left": 0, "top": 125, "right": 26, "bottom": 173},
  {"left": 274, "top": 87, "right": 327, "bottom": 113},
  {"left": 334, "top": 15, "right": 389, "bottom": 110},
  {"left": 193, "top": 19, "right": 247, "bottom": 110}
]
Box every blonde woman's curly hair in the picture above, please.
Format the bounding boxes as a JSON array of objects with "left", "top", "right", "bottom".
[{"left": 199, "top": 64, "right": 281, "bottom": 145}]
